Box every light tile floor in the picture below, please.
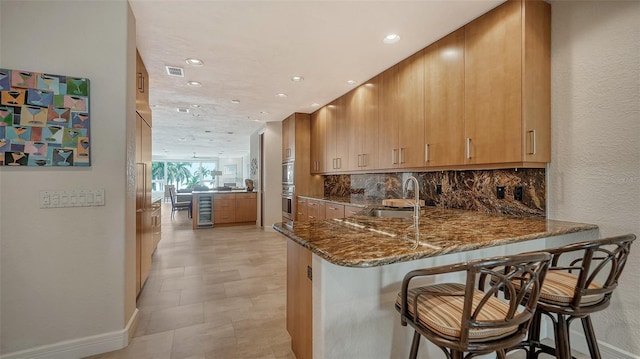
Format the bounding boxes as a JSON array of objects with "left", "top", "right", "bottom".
[{"left": 87, "top": 204, "right": 295, "bottom": 359}]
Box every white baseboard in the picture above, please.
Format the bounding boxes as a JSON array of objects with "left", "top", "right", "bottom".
[
  {"left": 1, "top": 309, "right": 139, "bottom": 359},
  {"left": 570, "top": 328, "right": 640, "bottom": 359}
]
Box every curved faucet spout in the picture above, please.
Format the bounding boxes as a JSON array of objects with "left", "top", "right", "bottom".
[{"left": 403, "top": 176, "right": 421, "bottom": 220}]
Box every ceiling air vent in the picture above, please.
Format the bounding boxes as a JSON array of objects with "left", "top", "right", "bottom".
[{"left": 165, "top": 66, "right": 184, "bottom": 77}]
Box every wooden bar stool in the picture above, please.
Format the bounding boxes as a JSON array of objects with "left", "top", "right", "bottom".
[
  {"left": 522, "top": 234, "right": 636, "bottom": 359},
  {"left": 396, "top": 252, "right": 551, "bottom": 359}
]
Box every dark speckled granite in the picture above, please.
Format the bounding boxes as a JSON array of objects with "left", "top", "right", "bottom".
[
  {"left": 274, "top": 207, "right": 597, "bottom": 268},
  {"left": 325, "top": 169, "right": 545, "bottom": 217}
]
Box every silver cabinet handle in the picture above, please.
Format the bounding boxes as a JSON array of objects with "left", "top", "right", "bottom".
[
  {"left": 361, "top": 153, "right": 367, "bottom": 167},
  {"left": 528, "top": 130, "right": 537, "bottom": 155},
  {"left": 466, "top": 138, "right": 471, "bottom": 159},
  {"left": 392, "top": 149, "right": 397, "bottom": 164},
  {"left": 399, "top": 148, "right": 405, "bottom": 164},
  {"left": 425, "top": 144, "right": 429, "bottom": 163}
]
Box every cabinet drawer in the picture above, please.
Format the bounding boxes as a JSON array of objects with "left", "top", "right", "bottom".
[
  {"left": 325, "top": 204, "right": 345, "bottom": 219},
  {"left": 214, "top": 193, "right": 235, "bottom": 200},
  {"left": 344, "top": 205, "right": 363, "bottom": 217},
  {"left": 235, "top": 193, "right": 257, "bottom": 199}
]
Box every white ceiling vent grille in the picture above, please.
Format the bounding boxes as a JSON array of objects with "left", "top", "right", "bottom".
[{"left": 165, "top": 66, "right": 184, "bottom": 77}]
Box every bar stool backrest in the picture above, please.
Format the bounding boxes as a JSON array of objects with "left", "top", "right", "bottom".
[{"left": 544, "top": 234, "right": 636, "bottom": 312}]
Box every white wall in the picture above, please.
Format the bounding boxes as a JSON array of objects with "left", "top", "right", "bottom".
[
  {"left": 0, "top": 1, "right": 136, "bottom": 357},
  {"left": 549, "top": 1, "right": 640, "bottom": 355}
]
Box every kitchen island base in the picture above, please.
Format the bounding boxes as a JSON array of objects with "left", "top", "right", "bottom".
[{"left": 311, "top": 229, "right": 598, "bottom": 359}]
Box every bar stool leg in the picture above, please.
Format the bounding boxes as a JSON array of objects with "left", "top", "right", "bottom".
[
  {"left": 555, "top": 314, "right": 572, "bottom": 359},
  {"left": 409, "top": 330, "right": 421, "bottom": 359},
  {"left": 525, "top": 310, "right": 542, "bottom": 359},
  {"left": 581, "top": 316, "right": 602, "bottom": 359}
]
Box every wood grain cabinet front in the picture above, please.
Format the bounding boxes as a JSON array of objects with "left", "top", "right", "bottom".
[
  {"left": 214, "top": 194, "right": 236, "bottom": 224},
  {"left": 464, "top": 0, "right": 550, "bottom": 166}
]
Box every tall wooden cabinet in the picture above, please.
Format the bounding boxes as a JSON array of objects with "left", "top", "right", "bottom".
[
  {"left": 324, "top": 98, "right": 348, "bottom": 172},
  {"left": 346, "top": 76, "right": 379, "bottom": 171},
  {"left": 424, "top": 28, "right": 466, "bottom": 167},
  {"left": 378, "top": 51, "right": 425, "bottom": 169},
  {"left": 287, "top": 239, "right": 313, "bottom": 359},
  {"left": 310, "top": 108, "right": 326, "bottom": 174},
  {"left": 136, "top": 50, "right": 154, "bottom": 295},
  {"left": 464, "top": 0, "right": 550, "bottom": 166}
]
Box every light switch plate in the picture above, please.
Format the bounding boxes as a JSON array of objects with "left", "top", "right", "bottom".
[{"left": 40, "top": 189, "right": 105, "bottom": 208}]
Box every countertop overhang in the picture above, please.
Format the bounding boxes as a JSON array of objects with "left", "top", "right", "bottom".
[{"left": 273, "top": 207, "right": 597, "bottom": 268}]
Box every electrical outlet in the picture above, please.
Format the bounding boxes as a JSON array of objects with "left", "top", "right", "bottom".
[
  {"left": 436, "top": 184, "right": 442, "bottom": 195},
  {"left": 496, "top": 186, "right": 505, "bottom": 199},
  {"left": 514, "top": 186, "right": 524, "bottom": 201}
]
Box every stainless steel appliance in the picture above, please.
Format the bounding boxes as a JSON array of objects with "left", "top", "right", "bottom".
[
  {"left": 282, "top": 184, "right": 294, "bottom": 223},
  {"left": 282, "top": 161, "right": 294, "bottom": 184}
]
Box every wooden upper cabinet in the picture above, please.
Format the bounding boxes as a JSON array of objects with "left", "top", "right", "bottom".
[
  {"left": 324, "top": 98, "right": 348, "bottom": 172},
  {"left": 424, "top": 28, "right": 466, "bottom": 167},
  {"left": 310, "top": 108, "right": 326, "bottom": 174},
  {"left": 397, "top": 50, "right": 425, "bottom": 168},
  {"left": 379, "top": 52, "right": 425, "bottom": 169},
  {"left": 464, "top": 0, "right": 550, "bottom": 166},
  {"left": 136, "top": 50, "right": 150, "bottom": 115},
  {"left": 282, "top": 114, "right": 296, "bottom": 161},
  {"left": 347, "top": 76, "right": 379, "bottom": 171},
  {"left": 378, "top": 66, "right": 399, "bottom": 169}
]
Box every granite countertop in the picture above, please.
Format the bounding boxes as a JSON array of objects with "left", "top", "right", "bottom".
[
  {"left": 297, "top": 194, "right": 382, "bottom": 208},
  {"left": 273, "top": 206, "right": 597, "bottom": 268}
]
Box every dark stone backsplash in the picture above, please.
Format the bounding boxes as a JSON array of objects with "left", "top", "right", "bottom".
[{"left": 324, "top": 169, "right": 546, "bottom": 217}]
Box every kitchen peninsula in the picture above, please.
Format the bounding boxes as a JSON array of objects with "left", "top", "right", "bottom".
[{"left": 274, "top": 207, "right": 598, "bottom": 359}]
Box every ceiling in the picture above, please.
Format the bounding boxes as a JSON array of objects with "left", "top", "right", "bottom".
[{"left": 129, "top": 0, "right": 504, "bottom": 161}]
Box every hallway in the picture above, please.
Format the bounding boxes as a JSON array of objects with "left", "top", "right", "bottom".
[{"left": 89, "top": 204, "right": 294, "bottom": 359}]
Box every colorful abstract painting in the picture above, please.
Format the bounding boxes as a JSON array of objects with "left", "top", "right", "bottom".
[{"left": 0, "top": 68, "right": 90, "bottom": 166}]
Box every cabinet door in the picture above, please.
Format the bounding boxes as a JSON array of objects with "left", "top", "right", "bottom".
[
  {"left": 464, "top": 0, "right": 522, "bottom": 165},
  {"left": 214, "top": 195, "right": 236, "bottom": 223},
  {"left": 325, "top": 203, "right": 345, "bottom": 219},
  {"left": 282, "top": 114, "right": 295, "bottom": 161},
  {"left": 310, "top": 108, "right": 326, "bottom": 174},
  {"left": 287, "top": 240, "right": 312, "bottom": 359},
  {"left": 397, "top": 51, "right": 425, "bottom": 168},
  {"left": 347, "top": 76, "right": 379, "bottom": 171},
  {"left": 424, "top": 28, "right": 466, "bottom": 167},
  {"left": 136, "top": 50, "right": 149, "bottom": 110},
  {"left": 306, "top": 200, "right": 325, "bottom": 222},
  {"left": 378, "top": 66, "right": 399, "bottom": 169},
  {"left": 296, "top": 198, "right": 308, "bottom": 221},
  {"left": 235, "top": 193, "right": 257, "bottom": 223}
]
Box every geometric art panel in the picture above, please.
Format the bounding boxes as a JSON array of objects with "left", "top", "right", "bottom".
[{"left": 0, "top": 68, "right": 90, "bottom": 166}]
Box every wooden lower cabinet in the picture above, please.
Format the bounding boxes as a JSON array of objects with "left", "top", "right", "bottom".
[
  {"left": 151, "top": 200, "right": 162, "bottom": 248},
  {"left": 344, "top": 205, "right": 362, "bottom": 217},
  {"left": 296, "top": 198, "right": 308, "bottom": 221},
  {"left": 235, "top": 193, "right": 258, "bottom": 222},
  {"left": 213, "top": 192, "right": 257, "bottom": 226},
  {"left": 306, "top": 199, "right": 325, "bottom": 222},
  {"left": 325, "top": 203, "right": 345, "bottom": 219},
  {"left": 287, "top": 239, "right": 312, "bottom": 359}
]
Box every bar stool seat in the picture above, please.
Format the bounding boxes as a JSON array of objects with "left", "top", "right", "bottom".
[
  {"left": 396, "top": 252, "right": 551, "bottom": 359},
  {"left": 522, "top": 234, "right": 636, "bottom": 359}
]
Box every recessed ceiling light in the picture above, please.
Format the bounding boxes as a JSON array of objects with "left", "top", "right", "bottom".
[
  {"left": 253, "top": 119, "right": 261, "bottom": 122},
  {"left": 383, "top": 33, "right": 401, "bottom": 44},
  {"left": 260, "top": 111, "right": 268, "bottom": 115},
  {"left": 276, "top": 93, "right": 288, "bottom": 98},
  {"left": 311, "top": 103, "right": 320, "bottom": 107},
  {"left": 185, "top": 58, "right": 204, "bottom": 66},
  {"left": 187, "top": 81, "right": 202, "bottom": 87},
  {"left": 231, "top": 99, "right": 240, "bottom": 104},
  {"left": 291, "top": 76, "right": 304, "bottom": 82},
  {"left": 346, "top": 80, "right": 357, "bottom": 85},
  {"left": 190, "top": 104, "right": 201, "bottom": 108},
  {"left": 176, "top": 108, "right": 189, "bottom": 113}
]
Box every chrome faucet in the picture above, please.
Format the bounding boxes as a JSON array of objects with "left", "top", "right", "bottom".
[{"left": 403, "top": 176, "right": 421, "bottom": 220}]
